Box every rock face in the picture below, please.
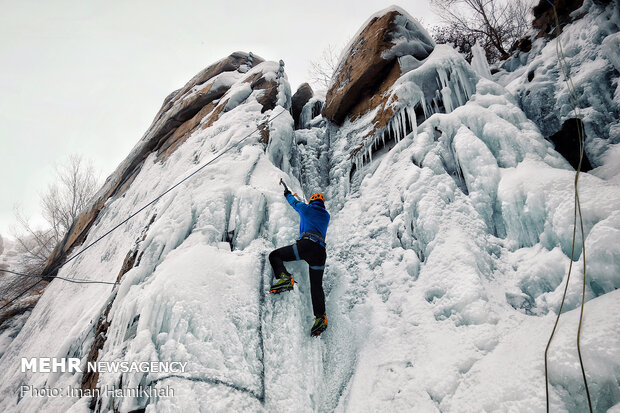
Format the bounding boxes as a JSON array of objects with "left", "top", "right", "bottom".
[
  {"left": 41, "top": 51, "right": 286, "bottom": 278},
  {"left": 532, "top": 0, "right": 585, "bottom": 36},
  {"left": 322, "top": 7, "right": 434, "bottom": 126},
  {"left": 291, "top": 83, "right": 314, "bottom": 129},
  {"left": 532, "top": 0, "right": 612, "bottom": 37}
]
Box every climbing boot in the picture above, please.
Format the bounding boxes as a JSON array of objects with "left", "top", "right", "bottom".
[
  {"left": 270, "top": 273, "right": 294, "bottom": 294},
  {"left": 310, "top": 314, "right": 328, "bottom": 337}
]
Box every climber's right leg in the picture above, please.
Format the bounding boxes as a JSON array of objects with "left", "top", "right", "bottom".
[{"left": 268, "top": 244, "right": 297, "bottom": 294}]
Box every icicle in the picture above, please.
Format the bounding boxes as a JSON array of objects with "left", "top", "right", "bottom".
[
  {"left": 423, "top": 99, "right": 431, "bottom": 120},
  {"left": 368, "top": 146, "right": 372, "bottom": 162},
  {"left": 400, "top": 110, "right": 407, "bottom": 139},
  {"left": 405, "top": 107, "right": 414, "bottom": 136},
  {"left": 433, "top": 95, "right": 441, "bottom": 115},
  {"left": 394, "top": 117, "right": 400, "bottom": 143},
  {"left": 408, "top": 106, "right": 417, "bottom": 137}
]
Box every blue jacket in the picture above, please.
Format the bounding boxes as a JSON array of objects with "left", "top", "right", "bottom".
[{"left": 286, "top": 193, "right": 330, "bottom": 242}]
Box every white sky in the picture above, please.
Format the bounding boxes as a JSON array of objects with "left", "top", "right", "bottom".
[{"left": 0, "top": 0, "right": 437, "bottom": 238}]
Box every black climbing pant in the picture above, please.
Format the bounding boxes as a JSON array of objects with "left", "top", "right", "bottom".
[{"left": 269, "top": 239, "right": 327, "bottom": 318}]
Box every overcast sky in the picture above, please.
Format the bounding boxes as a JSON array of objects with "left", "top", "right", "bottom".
[{"left": 0, "top": 0, "right": 437, "bottom": 238}]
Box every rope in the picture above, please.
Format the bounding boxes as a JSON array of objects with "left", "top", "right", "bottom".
[
  {"left": 0, "top": 268, "right": 117, "bottom": 285},
  {"left": 0, "top": 108, "right": 288, "bottom": 312},
  {"left": 543, "top": 5, "right": 592, "bottom": 413}
]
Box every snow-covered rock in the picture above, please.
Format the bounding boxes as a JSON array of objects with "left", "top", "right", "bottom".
[{"left": 322, "top": 6, "right": 434, "bottom": 125}]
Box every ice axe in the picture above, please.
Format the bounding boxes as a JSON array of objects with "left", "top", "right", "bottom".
[{"left": 279, "top": 178, "right": 300, "bottom": 200}]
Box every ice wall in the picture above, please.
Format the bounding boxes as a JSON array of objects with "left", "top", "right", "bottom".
[
  {"left": 496, "top": 0, "right": 620, "bottom": 169},
  {"left": 324, "top": 70, "right": 620, "bottom": 412}
]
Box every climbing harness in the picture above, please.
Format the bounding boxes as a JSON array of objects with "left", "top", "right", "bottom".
[
  {"left": 300, "top": 231, "right": 326, "bottom": 248},
  {"left": 0, "top": 108, "right": 289, "bottom": 312},
  {"left": 543, "top": 3, "right": 592, "bottom": 413}
]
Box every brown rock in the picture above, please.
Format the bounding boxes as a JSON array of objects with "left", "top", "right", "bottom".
[
  {"left": 349, "top": 60, "right": 402, "bottom": 157},
  {"left": 147, "top": 52, "right": 263, "bottom": 159},
  {"left": 323, "top": 9, "right": 434, "bottom": 125},
  {"left": 244, "top": 70, "right": 280, "bottom": 113},
  {"left": 291, "top": 83, "right": 314, "bottom": 128}
]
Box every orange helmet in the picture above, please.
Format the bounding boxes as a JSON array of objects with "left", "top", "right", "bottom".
[{"left": 309, "top": 193, "right": 325, "bottom": 203}]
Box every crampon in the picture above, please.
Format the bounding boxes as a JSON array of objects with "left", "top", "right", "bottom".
[{"left": 269, "top": 277, "right": 295, "bottom": 294}]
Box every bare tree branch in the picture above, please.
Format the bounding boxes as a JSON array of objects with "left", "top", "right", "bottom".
[
  {"left": 12, "top": 154, "right": 99, "bottom": 273},
  {"left": 431, "top": 0, "right": 535, "bottom": 62},
  {"left": 308, "top": 44, "right": 344, "bottom": 90}
]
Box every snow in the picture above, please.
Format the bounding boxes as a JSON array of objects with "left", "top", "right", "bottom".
[
  {"left": 381, "top": 13, "right": 435, "bottom": 62},
  {"left": 591, "top": 143, "right": 620, "bottom": 185},
  {"left": 1, "top": 5, "right": 619, "bottom": 412},
  {"left": 495, "top": 0, "right": 620, "bottom": 169}
]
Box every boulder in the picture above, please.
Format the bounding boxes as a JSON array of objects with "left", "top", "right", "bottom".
[
  {"left": 291, "top": 83, "right": 314, "bottom": 129},
  {"left": 322, "top": 7, "right": 434, "bottom": 125}
]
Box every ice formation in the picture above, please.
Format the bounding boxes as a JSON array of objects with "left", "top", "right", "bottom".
[
  {"left": 0, "top": 3, "right": 619, "bottom": 413},
  {"left": 496, "top": 0, "right": 620, "bottom": 169},
  {"left": 342, "top": 45, "right": 478, "bottom": 177},
  {"left": 470, "top": 41, "right": 492, "bottom": 80},
  {"left": 298, "top": 95, "right": 325, "bottom": 130}
]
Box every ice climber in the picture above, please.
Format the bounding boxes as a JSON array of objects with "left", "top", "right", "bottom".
[{"left": 269, "top": 181, "right": 330, "bottom": 337}]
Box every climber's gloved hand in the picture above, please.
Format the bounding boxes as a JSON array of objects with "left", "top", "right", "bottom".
[{"left": 284, "top": 188, "right": 291, "bottom": 197}]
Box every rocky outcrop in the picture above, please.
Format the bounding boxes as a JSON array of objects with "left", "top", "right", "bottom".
[
  {"left": 533, "top": 0, "right": 585, "bottom": 36},
  {"left": 41, "top": 51, "right": 286, "bottom": 279},
  {"left": 532, "top": 0, "right": 612, "bottom": 37},
  {"left": 347, "top": 61, "right": 403, "bottom": 157},
  {"left": 291, "top": 83, "right": 314, "bottom": 129},
  {"left": 322, "top": 7, "right": 434, "bottom": 126}
]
